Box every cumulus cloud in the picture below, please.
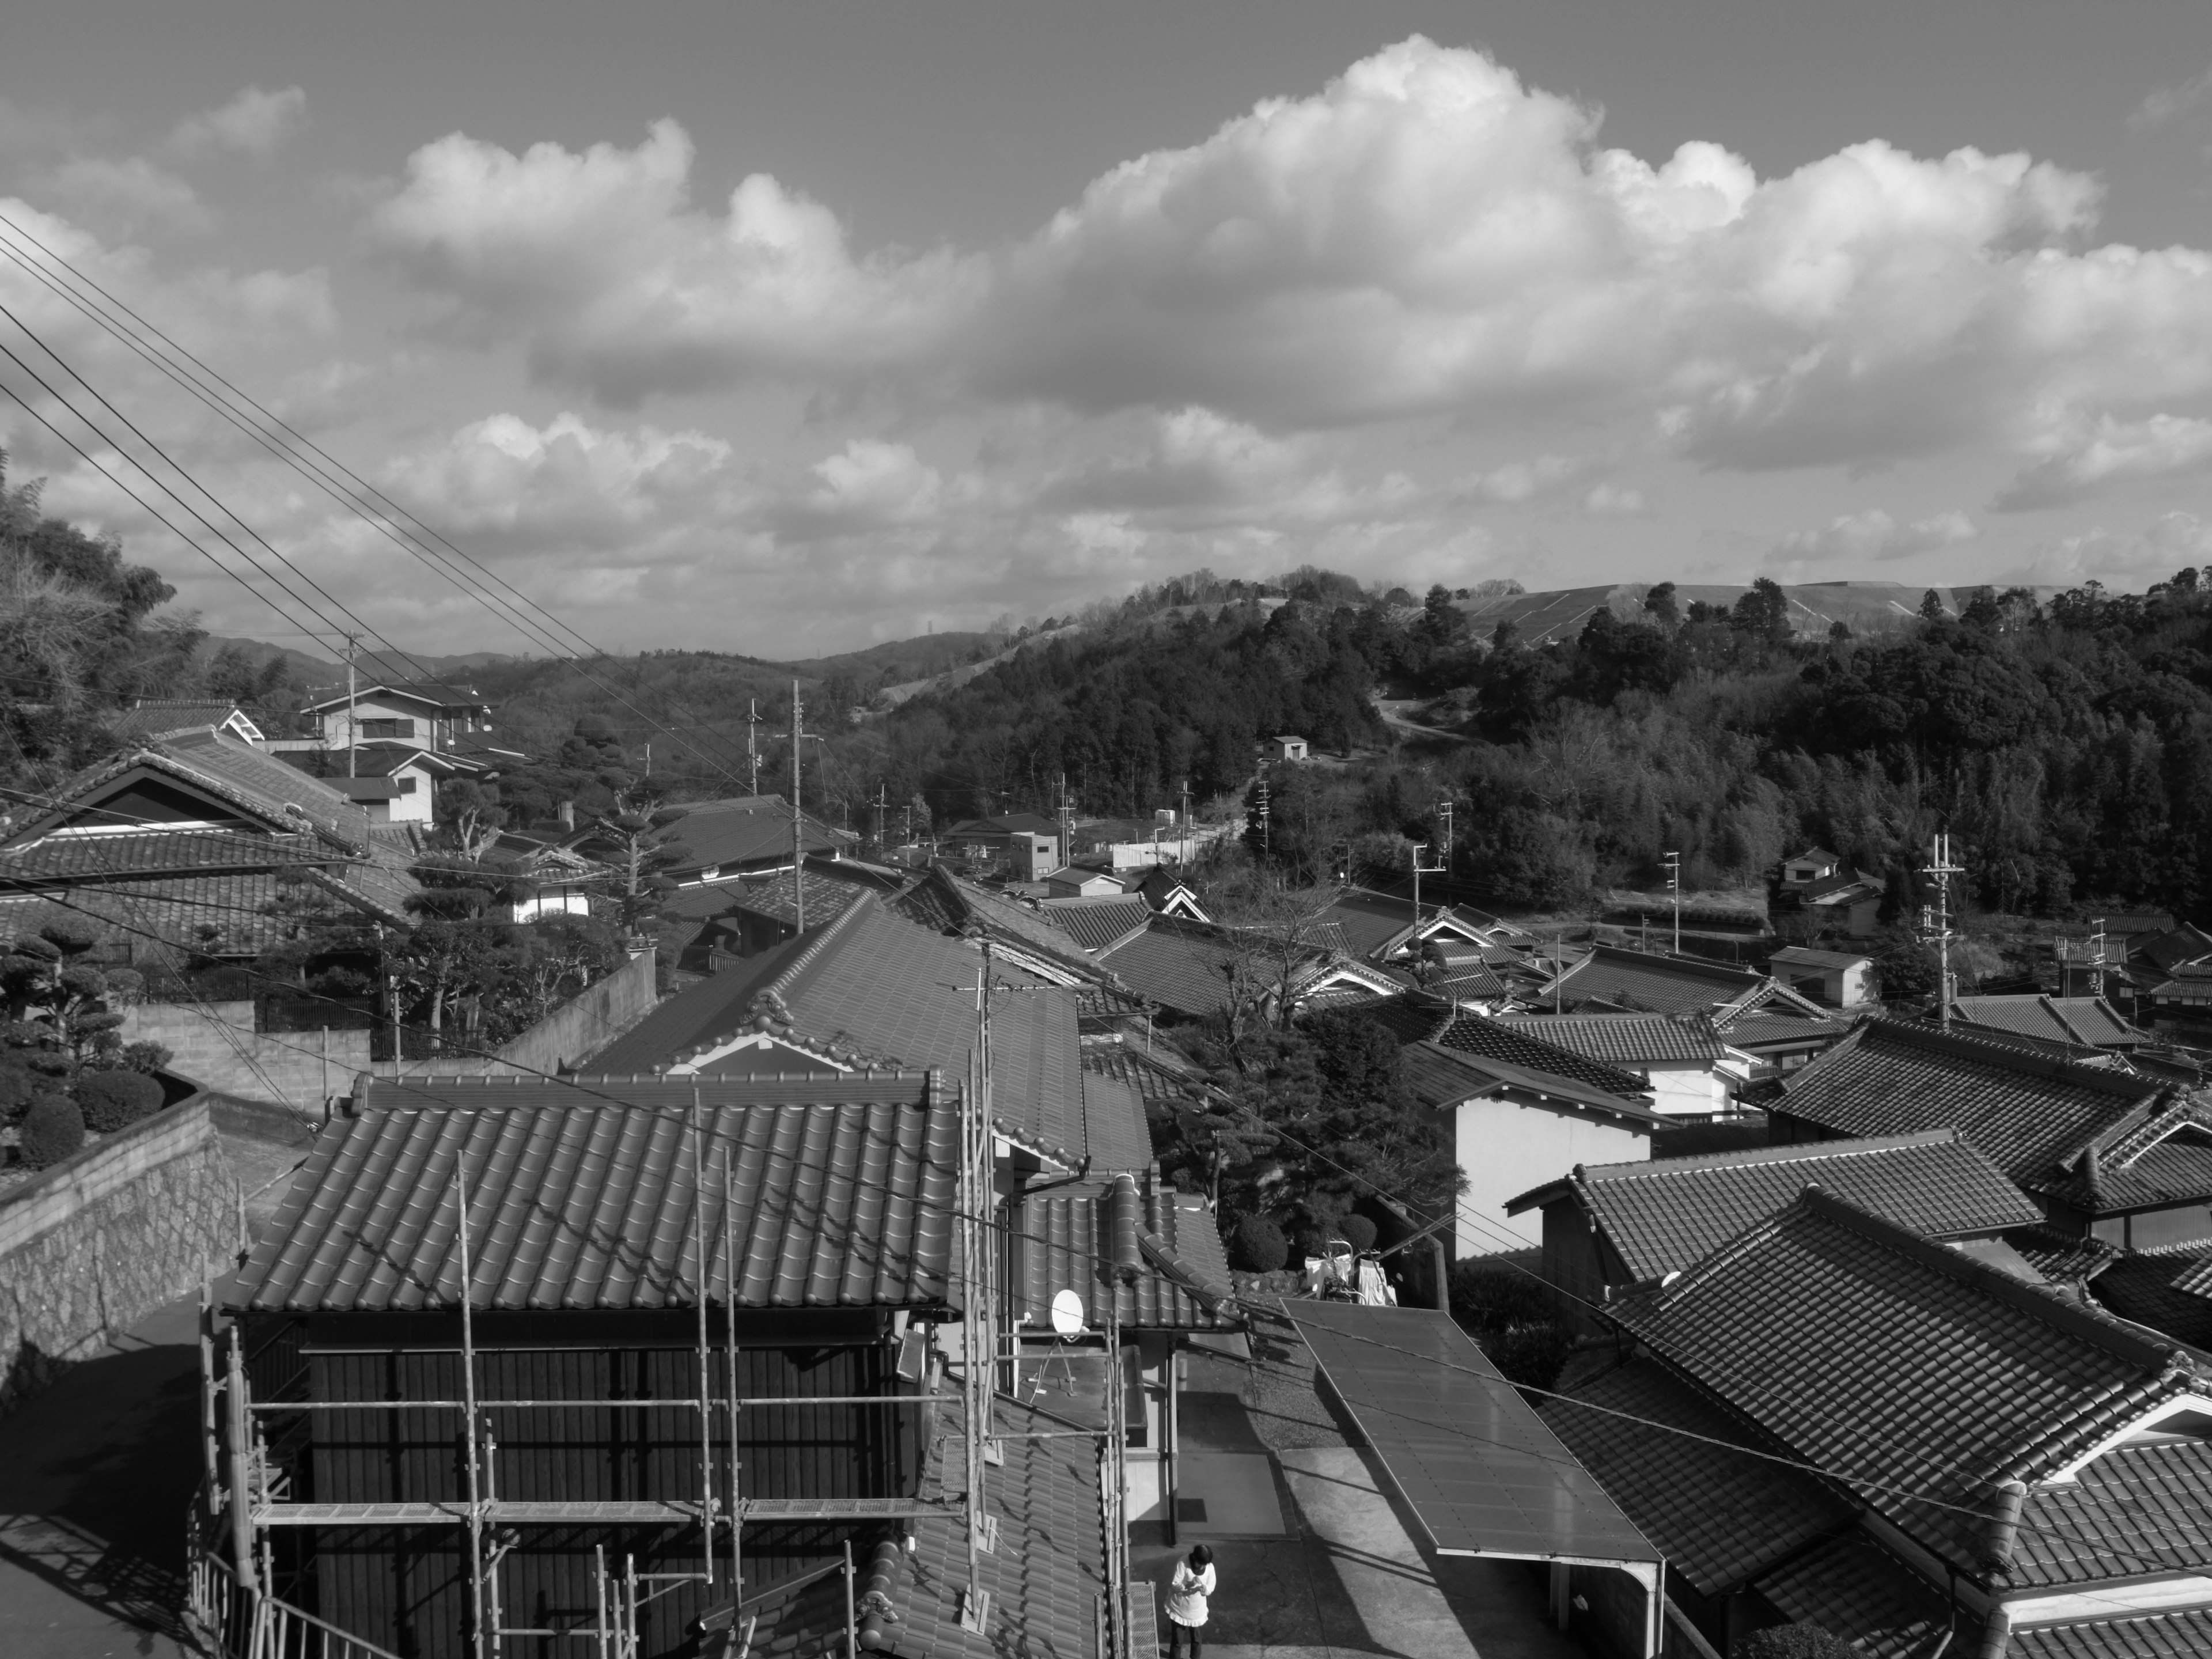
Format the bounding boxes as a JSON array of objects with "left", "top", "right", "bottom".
[
  {"left": 169, "top": 86, "right": 308, "bottom": 160},
  {"left": 36, "top": 156, "right": 209, "bottom": 233},
  {"left": 361, "top": 37, "right": 2212, "bottom": 475},
  {"left": 1997, "top": 414, "right": 2212, "bottom": 509},
  {"left": 1770, "top": 507, "right": 1978, "bottom": 570},
  {"left": 1580, "top": 481, "right": 1649, "bottom": 516}
]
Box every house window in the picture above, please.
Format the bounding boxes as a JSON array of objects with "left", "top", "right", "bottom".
[
  {"left": 360, "top": 718, "right": 415, "bottom": 739},
  {"left": 396, "top": 776, "right": 418, "bottom": 794}
]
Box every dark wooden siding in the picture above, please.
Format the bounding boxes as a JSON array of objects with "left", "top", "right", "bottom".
[{"left": 240, "top": 1313, "right": 916, "bottom": 1659}]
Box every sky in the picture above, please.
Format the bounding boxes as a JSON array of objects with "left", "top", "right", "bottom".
[{"left": 2, "top": 0, "right": 2212, "bottom": 658}]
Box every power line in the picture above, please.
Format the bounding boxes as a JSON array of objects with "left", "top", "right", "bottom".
[{"left": 0, "top": 215, "right": 764, "bottom": 788}]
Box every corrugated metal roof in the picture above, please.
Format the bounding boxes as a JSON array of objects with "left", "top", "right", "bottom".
[{"left": 237, "top": 1077, "right": 957, "bottom": 1313}]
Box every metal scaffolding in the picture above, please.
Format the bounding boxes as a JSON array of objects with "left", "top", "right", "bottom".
[{"left": 191, "top": 1100, "right": 957, "bottom": 1659}]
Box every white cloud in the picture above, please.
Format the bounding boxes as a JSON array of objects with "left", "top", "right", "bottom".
[
  {"left": 2131, "top": 66, "right": 2212, "bottom": 130},
  {"left": 1997, "top": 414, "right": 2212, "bottom": 509},
  {"left": 36, "top": 156, "right": 208, "bottom": 233},
  {"left": 1580, "top": 481, "right": 1648, "bottom": 516},
  {"left": 2013, "top": 511, "right": 2212, "bottom": 588},
  {"left": 169, "top": 86, "right": 307, "bottom": 161},
  {"left": 1768, "top": 507, "right": 1978, "bottom": 573},
  {"left": 359, "top": 37, "right": 2212, "bottom": 478}
]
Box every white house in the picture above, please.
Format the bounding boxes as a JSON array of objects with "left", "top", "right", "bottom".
[
  {"left": 1268, "top": 735, "right": 1310, "bottom": 762},
  {"left": 1768, "top": 945, "right": 1878, "bottom": 1008},
  {"left": 1497, "top": 1013, "right": 1755, "bottom": 1117}
]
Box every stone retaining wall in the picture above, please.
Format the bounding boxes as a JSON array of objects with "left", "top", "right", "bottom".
[{"left": 0, "top": 1093, "right": 241, "bottom": 1414}]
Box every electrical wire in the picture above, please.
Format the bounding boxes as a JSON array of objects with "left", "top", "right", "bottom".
[{"left": 0, "top": 215, "right": 766, "bottom": 787}]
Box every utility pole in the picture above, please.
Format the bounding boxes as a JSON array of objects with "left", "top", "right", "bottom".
[
  {"left": 1411, "top": 840, "right": 1445, "bottom": 935},
  {"left": 747, "top": 698, "right": 763, "bottom": 797},
  {"left": 873, "top": 781, "right": 889, "bottom": 851},
  {"left": 1663, "top": 851, "right": 1682, "bottom": 955},
  {"left": 343, "top": 631, "right": 360, "bottom": 778},
  {"left": 1920, "top": 834, "right": 1964, "bottom": 1024},
  {"left": 1255, "top": 775, "right": 1270, "bottom": 857},
  {"left": 1435, "top": 798, "right": 1455, "bottom": 897},
  {"left": 790, "top": 681, "right": 805, "bottom": 932},
  {"left": 1181, "top": 778, "right": 1192, "bottom": 868}
]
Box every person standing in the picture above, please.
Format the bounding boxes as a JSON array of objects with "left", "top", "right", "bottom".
[{"left": 1165, "top": 1543, "right": 1216, "bottom": 1658}]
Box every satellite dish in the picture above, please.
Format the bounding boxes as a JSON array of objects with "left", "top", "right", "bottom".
[{"left": 1050, "top": 1288, "right": 1087, "bottom": 1337}]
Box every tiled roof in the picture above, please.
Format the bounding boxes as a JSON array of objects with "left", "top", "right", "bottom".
[
  {"left": 1075, "top": 1069, "right": 1157, "bottom": 1175},
  {"left": 300, "top": 678, "right": 487, "bottom": 711},
  {"left": 1774, "top": 1018, "right": 2165, "bottom": 1188},
  {"left": 236, "top": 1075, "right": 957, "bottom": 1313},
  {"left": 715, "top": 866, "right": 877, "bottom": 930},
  {"left": 623, "top": 795, "right": 838, "bottom": 873},
  {"left": 35, "top": 728, "right": 370, "bottom": 853},
  {"left": 1350, "top": 991, "right": 1455, "bottom": 1046},
  {"left": 1768, "top": 945, "right": 1871, "bottom": 970},
  {"left": 1609, "top": 1189, "right": 2198, "bottom": 1572},
  {"left": 2012, "top": 1436, "right": 2212, "bottom": 1587},
  {"left": 1949, "top": 994, "right": 2147, "bottom": 1048},
  {"left": 586, "top": 897, "right": 1121, "bottom": 1171},
  {"left": 2137, "top": 923, "right": 2212, "bottom": 975},
  {"left": 0, "top": 827, "right": 325, "bottom": 880},
  {"left": 2003, "top": 1225, "right": 2123, "bottom": 1286},
  {"left": 1011, "top": 1173, "right": 1240, "bottom": 1331},
  {"left": 1313, "top": 889, "right": 1421, "bottom": 959},
  {"left": 1550, "top": 945, "right": 1765, "bottom": 1016},
  {"left": 1400, "top": 1039, "right": 1666, "bottom": 1123},
  {"left": 1544, "top": 1357, "right": 1851, "bottom": 1594},
  {"left": 1508, "top": 1130, "right": 2038, "bottom": 1282},
  {"left": 107, "top": 699, "right": 253, "bottom": 740},
  {"left": 0, "top": 863, "right": 409, "bottom": 959},
  {"left": 1070, "top": 982, "right": 1146, "bottom": 1028},
  {"left": 1434, "top": 1014, "right": 1652, "bottom": 1099},
  {"left": 893, "top": 865, "right": 1114, "bottom": 982},
  {"left": 1786, "top": 847, "right": 1844, "bottom": 866},
  {"left": 2012, "top": 1608, "right": 2212, "bottom": 1657},
  {"left": 1497, "top": 1012, "right": 1729, "bottom": 1066},
  {"left": 1080, "top": 1041, "right": 1204, "bottom": 1112},
  {"left": 1096, "top": 918, "right": 1243, "bottom": 1016},
  {"left": 858, "top": 1391, "right": 1104, "bottom": 1659},
  {"left": 1713, "top": 1009, "right": 1851, "bottom": 1048},
  {"left": 2088, "top": 1249, "right": 2212, "bottom": 1351},
  {"left": 1040, "top": 895, "right": 1154, "bottom": 952},
  {"left": 1753, "top": 1533, "right": 1954, "bottom": 1659}
]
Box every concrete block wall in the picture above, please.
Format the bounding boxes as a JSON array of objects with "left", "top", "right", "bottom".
[
  {"left": 123, "top": 949, "right": 658, "bottom": 1104},
  {"left": 0, "top": 1094, "right": 241, "bottom": 1414},
  {"left": 120, "top": 999, "right": 368, "bottom": 1112}
]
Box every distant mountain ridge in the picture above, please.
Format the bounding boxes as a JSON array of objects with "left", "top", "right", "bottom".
[{"left": 1459, "top": 580, "right": 2069, "bottom": 647}]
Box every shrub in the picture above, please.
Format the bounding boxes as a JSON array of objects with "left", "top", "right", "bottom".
[
  {"left": 1230, "top": 1215, "right": 1289, "bottom": 1274},
  {"left": 1450, "top": 1259, "right": 1556, "bottom": 1335},
  {"left": 1339, "top": 1214, "right": 1378, "bottom": 1252},
  {"left": 17, "top": 1095, "right": 86, "bottom": 1169},
  {"left": 0, "top": 1060, "right": 34, "bottom": 1124},
  {"left": 75, "top": 1068, "right": 164, "bottom": 1132},
  {"left": 1732, "top": 1626, "right": 1856, "bottom": 1659},
  {"left": 1484, "top": 1323, "right": 1575, "bottom": 1394}
]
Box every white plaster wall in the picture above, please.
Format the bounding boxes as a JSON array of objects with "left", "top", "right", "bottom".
[
  {"left": 1646, "top": 1065, "right": 1727, "bottom": 1116},
  {"left": 1453, "top": 1096, "right": 1652, "bottom": 1256}
]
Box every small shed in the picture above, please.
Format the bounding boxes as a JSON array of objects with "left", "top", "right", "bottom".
[
  {"left": 1046, "top": 865, "right": 1129, "bottom": 899},
  {"left": 1268, "top": 735, "right": 1310, "bottom": 762},
  {"left": 1768, "top": 945, "right": 1876, "bottom": 1007}
]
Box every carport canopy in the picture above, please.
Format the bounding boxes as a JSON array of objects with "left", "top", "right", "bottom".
[{"left": 1287, "top": 1301, "right": 1661, "bottom": 1575}]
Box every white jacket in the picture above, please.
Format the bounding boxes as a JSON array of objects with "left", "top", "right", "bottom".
[{"left": 1165, "top": 1561, "right": 1215, "bottom": 1627}]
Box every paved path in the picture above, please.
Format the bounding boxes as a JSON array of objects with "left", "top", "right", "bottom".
[{"left": 0, "top": 1295, "right": 206, "bottom": 1658}]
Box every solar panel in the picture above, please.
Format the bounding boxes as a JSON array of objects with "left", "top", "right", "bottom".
[{"left": 1288, "top": 1301, "right": 1660, "bottom": 1566}]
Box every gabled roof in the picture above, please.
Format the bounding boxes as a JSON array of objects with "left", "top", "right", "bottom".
[
  {"left": 625, "top": 794, "right": 840, "bottom": 873},
  {"left": 1496, "top": 1012, "right": 1731, "bottom": 1067},
  {"left": 1506, "top": 1128, "right": 2039, "bottom": 1282},
  {"left": 1785, "top": 847, "right": 1843, "bottom": 867},
  {"left": 1433, "top": 1012, "right": 1653, "bottom": 1100},
  {"left": 1547, "top": 944, "right": 1767, "bottom": 1016},
  {"left": 1773, "top": 1018, "right": 2172, "bottom": 1198},
  {"left": 108, "top": 698, "right": 263, "bottom": 743},
  {"left": 0, "top": 827, "right": 325, "bottom": 882},
  {"left": 1609, "top": 1188, "right": 2203, "bottom": 1573},
  {"left": 234, "top": 1074, "right": 958, "bottom": 1313},
  {"left": 1400, "top": 1039, "right": 1665, "bottom": 1124},
  {"left": 2136, "top": 923, "right": 2212, "bottom": 975},
  {"left": 944, "top": 813, "right": 1060, "bottom": 838},
  {"left": 1039, "top": 894, "right": 1154, "bottom": 953},
  {"left": 1355, "top": 991, "right": 1457, "bottom": 1046},
  {"left": 1800, "top": 871, "right": 1881, "bottom": 904},
  {"left": 22, "top": 727, "right": 369, "bottom": 854},
  {"left": 1949, "top": 994, "right": 2148, "bottom": 1050},
  {"left": 1095, "top": 915, "right": 1244, "bottom": 1016},
  {"left": 582, "top": 895, "right": 1137, "bottom": 1171},
  {"left": 1312, "top": 887, "right": 1425, "bottom": 959},
  {"left": 1768, "top": 945, "right": 1872, "bottom": 971},
  {"left": 300, "top": 678, "right": 488, "bottom": 713},
  {"left": 892, "top": 863, "right": 1112, "bottom": 983},
  {"left": 1544, "top": 1356, "right": 1853, "bottom": 1595}
]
